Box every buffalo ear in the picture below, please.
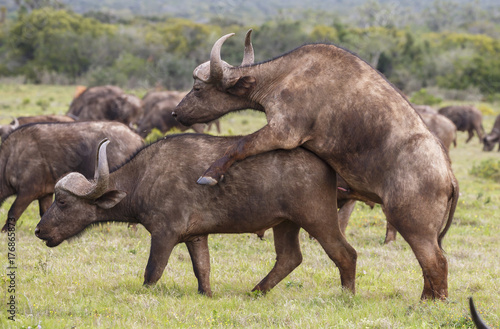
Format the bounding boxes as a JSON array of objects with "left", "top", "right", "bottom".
[
  {"left": 226, "top": 76, "right": 256, "bottom": 96},
  {"left": 94, "top": 190, "right": 127, "bottom": 209}
]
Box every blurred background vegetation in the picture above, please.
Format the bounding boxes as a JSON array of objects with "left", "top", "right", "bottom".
[{"left": 0, "top": 0, "right": 499, "bottom": 102}]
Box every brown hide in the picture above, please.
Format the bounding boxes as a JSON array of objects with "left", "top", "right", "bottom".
[
  {"left": 173, "top": 31, "right": 459, "bottom": 300},
  {"left": 36, "top": 135, "right": 357, "bottom": 297},
  {"left": 0, "top": 121, "right": 144, "bottom": 232}
]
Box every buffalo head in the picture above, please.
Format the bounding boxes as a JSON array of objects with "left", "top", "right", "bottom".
[
  {"left": 35, "top": 139, "right": 126, "bottom": 247},
  {"left": 173, "top": 30, "right": 260, "bottom": 126}
]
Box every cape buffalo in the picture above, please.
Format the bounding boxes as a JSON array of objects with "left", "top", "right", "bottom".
[
  {"left": 0, "top": 115, "right": 75, "bottom": 141},
  {"left": 438, "top": 105, "right": 485, "bottom": 143},
  {"left": 67, "top": 85, "right": 143, "bottom": 125},
  {"left": 482, "top": 114, "right": 500, "bottom": 151},
  {"left": 136, "top": 96, "right": 206, "bottom": 138},
  {"left": 35, "top": 136, "right": 357, "bottom": 297},
  {"left": 0, "top": 121, "right": 144, "bottom": 232},
  {"left": 172, "top": 30, "right": 459, "bottom": 300}
]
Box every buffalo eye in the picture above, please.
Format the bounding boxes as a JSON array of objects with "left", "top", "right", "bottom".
[{"left": 56, "top": 198, "right": 67, "bottom": 208}]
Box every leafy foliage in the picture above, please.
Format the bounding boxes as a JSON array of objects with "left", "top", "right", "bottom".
[
  {"left": 470, "top": 159, "right": 500, "bottom": 182},
  {"left": 410, "top": 88, "right": 443, "bottom": 105},
  {"left": 0, "top": 1, "right": 499, "bottom": 96}
]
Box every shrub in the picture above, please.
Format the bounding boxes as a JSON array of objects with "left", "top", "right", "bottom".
[
  {"left": 470, "top": 159, "right": 500, "bottom": 182},
  {"left": 409, "top": 88, "right": 442, "bottom": 105}
]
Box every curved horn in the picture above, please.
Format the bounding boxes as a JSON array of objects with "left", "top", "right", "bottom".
[
  {"left": 90, "top": 138, "right": 111, "bottom": 198},
  {"left": 209, "top": 33, "right": 235, "bottom": 82},
  {"left": 11, "top": 117, "right": 19, "bottom": 129},
  {"left": 55, "top": 139, "right": 110, "bottom": 199},
  {"left": 241, "top": 29, "right": 254, "bottom": 66}
]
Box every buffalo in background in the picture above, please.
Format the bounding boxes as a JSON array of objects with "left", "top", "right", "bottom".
[
  {"left": 0, "top": 114, "right": 75, "bottom": 141},
  {"left": 67, "top": 85, "right": 143, "bottom": 125},
  {"left": 137, "top": 90, "right": 220, "bottom": 138},
  {"left": 0, "top": 121, "right": 144, "bottom": 232},
  {"left": 438, "top": 105, "right": 485, "bottom": 143},
  {"left": 414, "top": 106, "right": 457, "bottom": 153}
]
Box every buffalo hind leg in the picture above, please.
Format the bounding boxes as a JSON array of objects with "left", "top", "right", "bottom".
[
  {"left": 186, "top": 235, "right": 212, "bottom": 297},
  {"left": 303, "top": 221, "right": 357, "bottom": 294},
  {"left": 252, "top": 221, "right": 302, "bottom": 293},
  {"left": 2, "top": 194, "right": 34, "bottom": 232},
  {"left": 405, "top": 234, "right": 448, "bottom": 299}
]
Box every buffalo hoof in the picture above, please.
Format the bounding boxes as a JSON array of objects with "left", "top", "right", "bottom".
[{"left": 197, "top": 176, "right": 219, "bottom": 186}]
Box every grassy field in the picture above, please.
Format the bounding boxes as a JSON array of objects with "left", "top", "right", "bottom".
[{"left": 0, "top": 84, "right": 499, "bottom": 328}]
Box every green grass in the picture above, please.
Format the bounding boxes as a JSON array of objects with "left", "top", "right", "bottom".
[{"left": 0, "top": 84, "right": 499, "bottom": 328}]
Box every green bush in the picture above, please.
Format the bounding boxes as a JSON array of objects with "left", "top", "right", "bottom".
[
  {"left": 409, "top": 88, "right": 442, "bottom": 105},
  {"left": 470, "top": 159, "right": 500, "bottom": 182}
]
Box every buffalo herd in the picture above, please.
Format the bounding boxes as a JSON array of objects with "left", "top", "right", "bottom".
[{"left": 0, "top": 30, "right": 496, "bottom": 310}]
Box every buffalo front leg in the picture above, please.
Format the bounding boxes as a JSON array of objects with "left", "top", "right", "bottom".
[
  {"left": 38, "top": 194, "right": 53, "bottom": 217},
  {"left": 143, "top": 233, "right": 177, "bottom": 286},
  {"left": 252, "top": 221, "right": 302, "bottom": 293},
  {"left": 2, "top": 194, "right": 33, "bottom": 232},
  {"left": 197, "top": 123, "right": 305, "bottom": 185},
  {"left": 185, "top": 236, "right": 212, "bottom": 297}
]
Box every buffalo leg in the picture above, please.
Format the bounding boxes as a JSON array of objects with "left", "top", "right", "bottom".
[
  {"left": 38, "top": 194, "right": 53, "bottom": 217},
  {"left": 198, "top": 124, "right": 304, "bottom": 185},
  {"left": 1, "top": 194, "right": 33, "bottom": 232},
  {"left": 384, "top": 221, "right": 398, "bottom": 243},
  {"left": 466, "top": 129, "right": 474, "bottom": 143},
  {"left": 385, "top": 206, "right": 449, "bottom": 299},
  {"left": 185, "top": 236, "right": 212, "bottom": 297},
  {"left": 303, "top": 221, "right": 357, "bottom": 294},
  {"left": 143, "top": 233, "right": 177, "bottom": 286},
  {"left": 252, "top": 221, "right": 302, "bottom": 293},
  {"left": 338, "top": 199, "right": 356, "bottom": 235}
]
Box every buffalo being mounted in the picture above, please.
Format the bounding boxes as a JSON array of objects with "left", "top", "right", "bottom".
[
  {"left": 173, "top": 30, "right": 459, "bottom": 300},
  {"left": 36, "top": 136, "right": 357, "bottom": 296},
  {"left": 0, "top": 121, "right": 143, "bottom": 232}
]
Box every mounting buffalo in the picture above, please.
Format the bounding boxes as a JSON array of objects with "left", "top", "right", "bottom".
[
  {"left": 0, "top": 121, "right": 143, "bottom": 232},
  {"left": 482, "top": 114, "right": 500, "bottom": 151},
  {"left": 35, "top": 135, "right": 357, "bottom": 297},
  {"left": 173, "top": 30, "right": 459, "bottom": 300},
  {"left": 438, "top": 105, "right": 484, "bottom": 143},
  {"left": 67, "top": 85, "right": 143, "bottom": 125},
  {"left": 0, "top": 114, "right": 75, "bottom": 141}
]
